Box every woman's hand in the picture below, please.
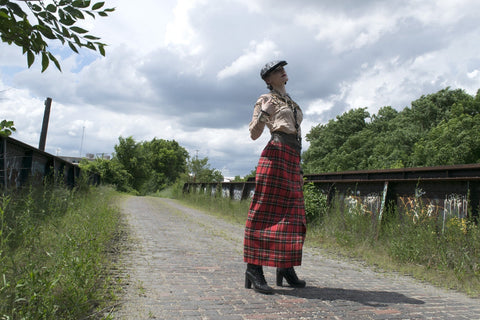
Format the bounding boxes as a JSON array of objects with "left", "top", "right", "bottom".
[{"left": 261, "top": 96, "right": 274, "bottom": 115}]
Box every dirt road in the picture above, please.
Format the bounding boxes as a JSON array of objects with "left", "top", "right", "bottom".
[{"left": 112, "top": 196, "right": 480, "bottom": 319}]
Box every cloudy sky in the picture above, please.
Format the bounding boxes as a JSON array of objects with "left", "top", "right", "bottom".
[{"left": 1, "top": 0, "right": 480, "bottom": 177}]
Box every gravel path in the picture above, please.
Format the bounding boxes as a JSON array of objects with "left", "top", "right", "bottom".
[{"left": 112, "top": 196, "right": 480, "bottom": 319}]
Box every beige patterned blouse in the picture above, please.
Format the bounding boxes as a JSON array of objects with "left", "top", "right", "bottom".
[{"left": 249, "top": 90, "right": 303, "bottom": 140}]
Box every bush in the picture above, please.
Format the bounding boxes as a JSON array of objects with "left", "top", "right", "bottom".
[{"left": 303, "top": 182, "right": 329, "bottom": 223}]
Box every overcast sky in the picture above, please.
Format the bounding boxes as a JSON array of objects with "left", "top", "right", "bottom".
[{"left": 1, "top": 0, "right": 480, "bottom": 177}]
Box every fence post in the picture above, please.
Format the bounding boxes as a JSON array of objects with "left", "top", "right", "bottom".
[{"left": 375, "top": 181, "right": 389, "bottom": 240}]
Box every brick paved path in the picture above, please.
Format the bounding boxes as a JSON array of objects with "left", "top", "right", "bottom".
[{"left": 113, "top": 196, "right": 480, "bottom": 319}]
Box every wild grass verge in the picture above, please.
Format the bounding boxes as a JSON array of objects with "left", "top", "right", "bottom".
[
  {"left": 161, "top": 183, "right": 250, "bottom": 225},
  {"left": 0, "top": 184, "right": 122, "bottom": 319},
  {"left": 173, "top": 183, "right": 480, "bottom": 297}
]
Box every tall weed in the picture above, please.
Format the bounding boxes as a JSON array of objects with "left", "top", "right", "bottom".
[{"left": 0, "top": 184, "right": 121, "bottom": 319}]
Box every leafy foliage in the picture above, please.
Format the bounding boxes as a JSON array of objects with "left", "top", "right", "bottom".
[
  {"left": 80, "top": 136, "right": 189, "bottom": 195},
  {"left": 187, "top": 155, "right": 224, "bottom": 183},
  {"left": 303, "top": 182, "right": 328, "bottom": 223},
  {"left": 0, "top": 119, "right": 16, "bottom": 137},
  {"left": 0, "top": 0, "right": 114, "bottom": 72},
  {"left": 303, "top": 88, "right": 480, "bottom": 173}
]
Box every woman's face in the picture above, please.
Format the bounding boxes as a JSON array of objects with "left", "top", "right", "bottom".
[{"left": 266, "top": 66, "right": 288, "bottom": 87}]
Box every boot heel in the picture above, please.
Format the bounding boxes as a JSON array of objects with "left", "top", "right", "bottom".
[
  {"left": 245, "top": 264, "right": 273, "bottom": 294},
  {"left": 276, "top": 271, "right": 283, "bottom": 286},
  {"left": 245, "top": 274, "right": 252, "bottom": 289},
  {"left": 276, "top": 267, "right": 306, "bottom": 288}
]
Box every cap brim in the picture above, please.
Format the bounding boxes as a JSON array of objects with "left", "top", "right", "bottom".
[{"left": 262, "top": 61, "right": 288, "bottom": 79}]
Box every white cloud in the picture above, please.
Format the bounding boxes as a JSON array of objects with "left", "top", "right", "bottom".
[
  {"left": 295, "top": 7, "right": 399, "bottom": 53},
  {"left": 164, "top": 0, "right": 206, "bottom": 56},
  {"left": 217, "top": 40, "right": 279, "bottom": 80},
  {"left": 2, "top": 0, "right": 480, "bottom": 177}
]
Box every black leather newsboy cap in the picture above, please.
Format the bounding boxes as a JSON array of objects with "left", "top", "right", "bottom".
[{"left": 260, "top": 60, "right": 287, "bottom": 79}]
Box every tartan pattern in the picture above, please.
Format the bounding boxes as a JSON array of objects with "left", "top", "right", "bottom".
[{"left": 244, "top": 140, "right": 306, "bottom": 268}]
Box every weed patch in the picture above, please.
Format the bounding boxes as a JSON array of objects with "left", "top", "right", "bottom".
[{"left": 0, "top": 185, "right": 122, "bottom": 319}]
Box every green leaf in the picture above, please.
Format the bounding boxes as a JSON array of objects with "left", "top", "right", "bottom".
[
  {"left": 68, "top": 41, "right": 79, "bottom": 53},
  {"left": 92, "top": 2, "right": 105, "bottom": 10},
  {"left": 56, "top": 34, "right": 65, "bottom": 44},
  {"left": 27, "top": 50, "right": 34, "bottom": 68},
  {"left": 72, "top": 0, "right": 90, "bottom": 8},
  {"left": 59, "top": 14, "right": 76, "bottom": 26},
  {"left": 41, "top": 52, "right": 49, "bottom": 72},
  {"left": 46, "top": 4, "right": 57, "bottom": 13},
  {"left": 98, "top": 44, "right": 105, "bottom": 56},
  {"left": 58, "top": 8, "right": 66, "bottom": 21},
  {"left": 61, "top": 26, "right": 71, "bottom": 37},
  {"left": 70, "top": 26, "right": 88, "bottom": 34},
  {"left": 84, "top": 35, "right": 100, "bottom": 40},
  {"left": 31, "top": 4, "right": 42, "bottom": 12},
  {"left": 72, "top": 34, "right": 80, "bottom": 45},
  {"left": 37, "top": 25, "right": 56, "bottom": 40},
  {"left": 72, "top": 9, "right": 85, "bottom": 19},
  {"left": 85, "top": 11, "right": 95, "bottom": 19},
  {"left": 6, "top": 2, "right": 25, "bottom": 18},
  {"left": 48, "top": 52, "right": 62, "bottom": 72}
]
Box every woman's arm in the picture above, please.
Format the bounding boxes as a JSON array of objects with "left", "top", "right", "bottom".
[{"left": 249, "top": 95, "right": 271, "bottom": 140}]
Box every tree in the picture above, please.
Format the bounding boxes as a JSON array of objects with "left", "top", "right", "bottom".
[
  {"left": 112, "top": 136, "right": 189, "bottom": 194},
  {"left": 410, "top": 87, "right": 472, "bottom": 131},
  {"left": 0, "top": 0, "right": 114, "bottom": 72},
  {"left": 79, "top": 157, "right": 133, "bottom": 192},
  {"left": 302, "top": 87, "right": 480, "bottom": 173},
  {"left": 303, "top": 108, "right": 370, "bottom": 173},
  {"left": 114, "top": 136, "right": 150, "bottom": 192},
  {"left": 142, "top": 138, "right": 189, "bottom": 191},
  {"left": 187, "top": 156, "right": 223, "bottom": 183},
  {"left": 412, "top": 113, "right": 480, "bottom": 166}
]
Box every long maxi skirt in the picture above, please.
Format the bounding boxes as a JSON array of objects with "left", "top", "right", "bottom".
[{"left": 243, "top": 139, "right": 306, "bottom": 268}]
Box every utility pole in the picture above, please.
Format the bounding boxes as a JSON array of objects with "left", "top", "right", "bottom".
[
  {"left": 39, "top": 97, "right": 52, "bottom": 152},
  {"left": 79, "top": 126, "right": 85, "bottom": 157}
]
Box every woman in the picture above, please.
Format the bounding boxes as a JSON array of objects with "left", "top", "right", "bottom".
[{"left": 244, "top": 60, "right": 307, "bottom": 294}]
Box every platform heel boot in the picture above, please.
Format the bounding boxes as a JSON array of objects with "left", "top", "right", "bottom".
[
  {"left": 245, "top": 264, "right": 273, "bottom": 294},
  {"left": 276, "top": 267, "right": 306, "bottom": 288}
]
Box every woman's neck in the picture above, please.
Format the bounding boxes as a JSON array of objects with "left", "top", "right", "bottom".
[{"left": 271, "top": 85, "right": 286, "bottom": 96}]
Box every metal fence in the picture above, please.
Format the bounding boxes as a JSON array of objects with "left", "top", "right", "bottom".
[
  {"left": 0, "top": 136, "right": 96, "bottom": 191},
  {"left": 184, "top": 164, "right": 480, "bottom": 223}
]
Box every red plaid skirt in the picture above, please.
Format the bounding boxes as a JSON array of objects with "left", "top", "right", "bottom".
[{"left": 244, "top": 139, "right": 306, "bottom": 268}]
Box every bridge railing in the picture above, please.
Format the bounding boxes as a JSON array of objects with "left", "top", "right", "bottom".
[{"left": 183, "top": 164, "right": 480, "bottom": 223}]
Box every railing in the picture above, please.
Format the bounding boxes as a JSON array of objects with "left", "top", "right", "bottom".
[
  {"left": 0, "top": 136, "right": 98, "bottom": 191},
  {"left": 184, "top": 164, "right": 480, "bottom": 222}
]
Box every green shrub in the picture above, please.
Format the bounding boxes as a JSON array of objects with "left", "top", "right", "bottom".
[{"left": 303, "top": 182, "right": 328, "bottom": 223}]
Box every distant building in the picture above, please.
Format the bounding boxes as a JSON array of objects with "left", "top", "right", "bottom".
[{"left": 59, "top": 153, "right": 111, "bottom": 164}]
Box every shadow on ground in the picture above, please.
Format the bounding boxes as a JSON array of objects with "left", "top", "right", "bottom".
[{"left": 276, "top": 286, "right": 425, "bottom": 307}]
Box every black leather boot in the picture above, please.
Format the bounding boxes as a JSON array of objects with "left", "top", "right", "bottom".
[
  {"left": 245, "top": 264, "right": 273, "bottom": 294},
  {"left": 276, "top": 267, "right": 306, "bottom": 288}
]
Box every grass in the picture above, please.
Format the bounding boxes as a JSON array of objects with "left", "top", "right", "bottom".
[
  {"left": 0, "top": 183, "right": 123, "bottom": 319},
  {"left": 172, "top": 184, "right": 480, "bottom": 297},
  {"left": 315, "top": 203, "right": 480, "bottom": 296}
]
